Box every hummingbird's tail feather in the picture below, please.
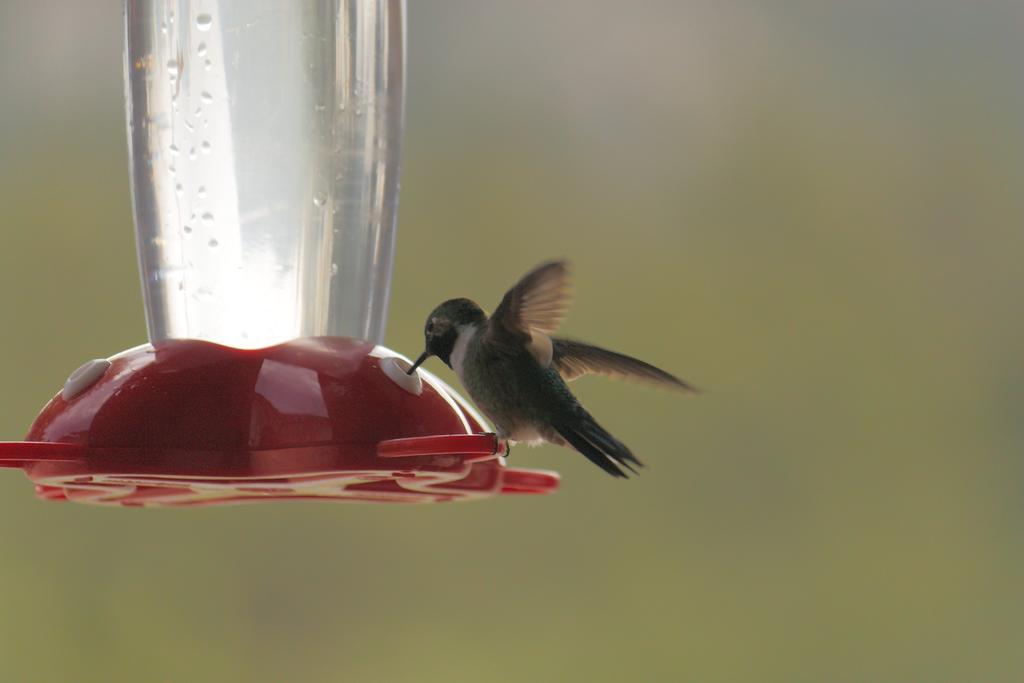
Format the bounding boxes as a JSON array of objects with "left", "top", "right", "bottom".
[{"left": 552, "top": 417, "right": 643, "bottom": 478}]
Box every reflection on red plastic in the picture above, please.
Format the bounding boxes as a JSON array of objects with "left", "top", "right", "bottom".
[{"left": 0, "top": 338, "right": 558, "bottom": 507}]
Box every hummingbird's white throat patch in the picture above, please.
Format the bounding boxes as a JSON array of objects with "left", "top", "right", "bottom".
[{"left": 450, "top": 324, "right": 477, "bottom": 380}]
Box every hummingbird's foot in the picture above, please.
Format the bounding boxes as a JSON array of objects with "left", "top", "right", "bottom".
[{"left": 500, "top": 440, "right": 511, "bottom": 459}]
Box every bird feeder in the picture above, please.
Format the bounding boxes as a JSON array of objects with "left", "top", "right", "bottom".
[{"left": 0, "top": 0, "right": 559, "bottom": 506}]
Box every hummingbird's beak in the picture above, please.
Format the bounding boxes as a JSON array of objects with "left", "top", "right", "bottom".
[{"left": 406, "top": 351, "right": 429, "bottom": 375}]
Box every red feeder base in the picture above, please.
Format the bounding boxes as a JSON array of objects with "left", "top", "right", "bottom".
[{"left": 0, "top": 338, "right": 559, "bottom": 507}]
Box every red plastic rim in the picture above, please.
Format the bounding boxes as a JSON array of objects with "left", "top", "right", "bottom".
[{"left": 0, "top": 338, "right": 559, "bottom": 507}]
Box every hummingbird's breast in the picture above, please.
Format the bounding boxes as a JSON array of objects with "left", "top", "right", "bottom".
[{"left": 456, "top": 327, "right": 575, "bottom": 444}]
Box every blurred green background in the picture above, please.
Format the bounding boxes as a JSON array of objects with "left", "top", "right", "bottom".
[{"left": 2, "top": 1, "right": 1024, "bottom": 681}]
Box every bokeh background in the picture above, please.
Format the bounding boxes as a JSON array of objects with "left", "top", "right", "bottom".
[{"left": 2, "top": 1, "right": 1024, "bottom": 681}]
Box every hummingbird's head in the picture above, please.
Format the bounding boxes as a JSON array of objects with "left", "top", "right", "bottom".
[{"left": 406, "top": 298, "right": 487, "bottom": 374}]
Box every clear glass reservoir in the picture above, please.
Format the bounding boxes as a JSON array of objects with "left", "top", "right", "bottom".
[{"left": 124, "top": 0, "right": 405, "bottom": 347}]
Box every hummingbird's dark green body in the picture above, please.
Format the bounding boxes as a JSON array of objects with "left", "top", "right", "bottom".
[
  {"left": 459, "top": 328, "right": 581, "bottom": 445},
  {"left": 407, "top": 260, "right": 696, "bottom": 477}
]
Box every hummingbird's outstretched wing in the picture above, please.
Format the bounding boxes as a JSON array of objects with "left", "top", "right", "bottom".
[
  {"left": 487, "top": 260, "right": 572, "bottom": 351},
  {"left": 552, "top": 339, "right": 699, "bottom": 393}
]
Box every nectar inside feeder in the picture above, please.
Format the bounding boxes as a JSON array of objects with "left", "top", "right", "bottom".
[{"left": 0, "top": 0, "right": 558, "bottom": 507}]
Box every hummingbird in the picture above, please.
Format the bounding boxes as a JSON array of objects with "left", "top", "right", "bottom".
[
  {"left": 405, "top": 259, "right": 696, "bottom": 479},
  {"left": 406, "top": 260, "right": 697, "bottom": 478}
]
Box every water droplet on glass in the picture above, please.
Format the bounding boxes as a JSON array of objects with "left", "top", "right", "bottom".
[
  {"left": 184, "top": 119, "right": 195, "bottom": 133},
  {"left": 197, "top": 43, "right": 207, "bottom": 57},
  {"left": 314, "top": 102, "right": 326, "bottom": 112},
  {"left": 168, "top": 164, "right": 176, "bottom": 176},
  {"left": 201, "top": 212, "right": 214, "bottom": 226},
  {"left": 194, "top": 287, "right": 214, "bottom": 302},
  {"left": 204, "top": 59, "right": 212, "bottom": 71},
  {"left": 197, "top": 186, "right": 207, "bottom": 199},
  {"left": 201, "top": 141, "right": 212, "bottom": 155},
  {"left": 175, "top": 182, "right": 184, "bottom": 196},
  {"left": 208, "top": 238, "right": 219, "bottom": 248},
  {"left": 166, "top": 60, "right": 179, "bottom": 76},
  {"left": 331, "top": 263, "right": 339, "bottom": 276},
  {"left": 201, "top": 91, "right": 213, "bottom": 104},
  {"left": 160, "top": 22, "right": 168, "bottom": 35},
  {"left": 196, "top": 14, "right": 213, "bottom": 31},
  {"left": 194, "top": 106, "right": 203, "bottom": 118},
  {"left": 188, "top": 147, "right": 197, "bottom": 160},
  {"left": 313, "top": 193, "right": 327, "bottom": 207},
  {"left": 183, "top": 225, "right": 193, "bottom": 235}
]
